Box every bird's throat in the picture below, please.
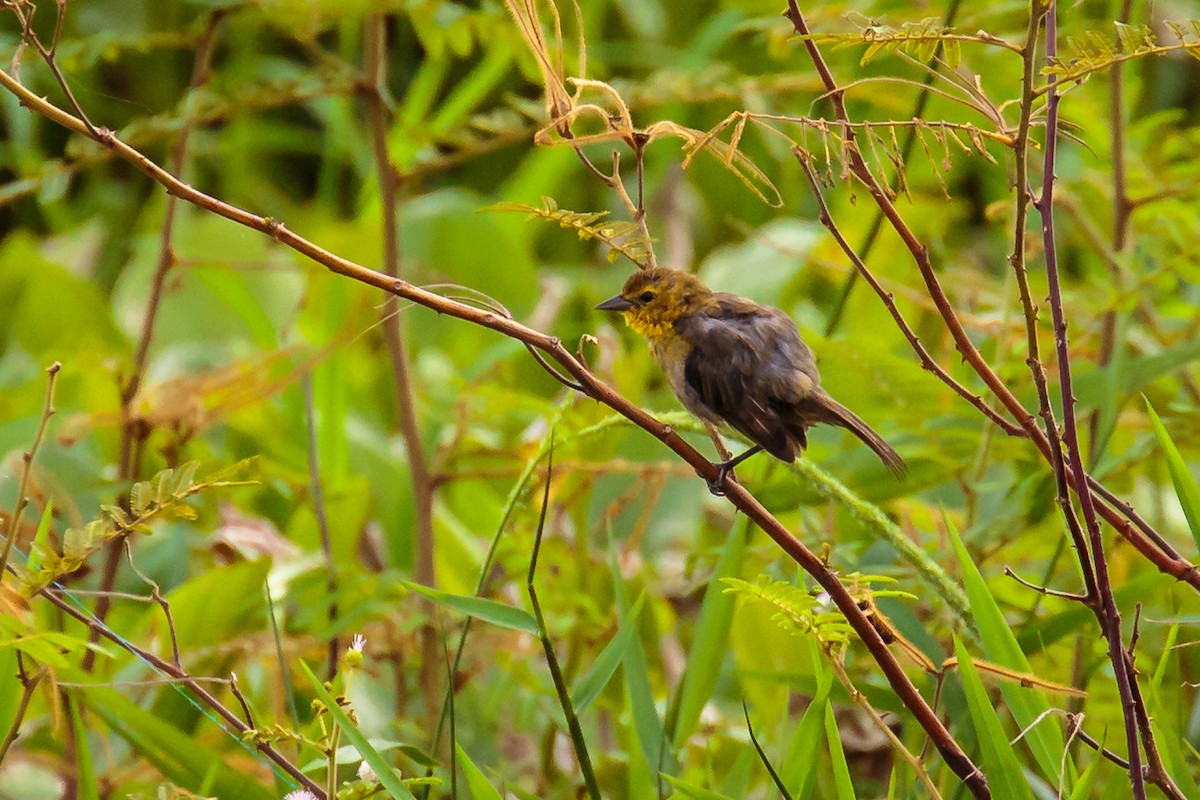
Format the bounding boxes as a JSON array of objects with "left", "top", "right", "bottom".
[{"left": 623, "top": 309, "right": 676, "bottom": 341}]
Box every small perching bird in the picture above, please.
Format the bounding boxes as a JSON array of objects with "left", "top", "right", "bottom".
[{"left": 596, "top": 267, "right": 905, "bottom": 493}]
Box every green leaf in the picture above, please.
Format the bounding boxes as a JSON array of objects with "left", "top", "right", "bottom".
[
  {"left": 660, "top": 774, "right": 737, "bottom": 799},
  {"left": 1146, "top": 399, "right": 1200, "bottom": 553},
  {"left": 823, "top": 700, "right": 857, "bottom": 800},
  {"left": 69, "top": 699, "right": 99, "bottom": 800},
  {"left": 75, "top": 683, "right": 274, "bottom": 800},
  {"left": 1066, "top": 731, "right": 1109, "bottom": 800},
  {"left": 402, "top": 580, "right": 538, "bottom": 635},
  {"left": 953, "top": 637, "right": 1036, "bottom": 800},
  {"left": 456, "top": 743, "right": 504, "bottom": 800},
  {"left": 781, "top": 640, "right": 833, "bottom": 799},
  {"left": 671, "top": 523, "right": 747, "bottom": 748},
  {"left": 299, "top": 660, "right": 416, "bottom": 800},
  {"left": 570, "top": 592, "right": 645, "bottom": 714},
  {"left": 947, "top": 515, "right": 1071, "bottom": 788}
]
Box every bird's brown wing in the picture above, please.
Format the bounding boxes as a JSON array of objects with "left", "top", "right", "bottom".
[{"left": 675, "top": 296, "right": 819, "bottom": 461}]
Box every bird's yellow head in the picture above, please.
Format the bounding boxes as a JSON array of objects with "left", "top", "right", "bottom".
[{"left": 595, "top": 268, "right": 711, "bottom": 340}]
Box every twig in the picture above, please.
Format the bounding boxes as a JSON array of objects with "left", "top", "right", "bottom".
[
  {"left": 824, "top": 0, "right": 965, "bottom": 335},
  {"left": 1065, "top": 713, "right": 1130, "bottom": 770},
  {"left": 0, "top": 660, "right": 45, "bottom": 765},
  {"left": 123, "top": 539, "right": 182, "bottom": 667},
  {"left": 0, "top": 361, "right": 60, "bottom": 580},
  {"left": 6, "top": 0, "right": 98, "bottom": 136},
  {"left": 1090, "top": 0, "right": 1136, "bottom": 458},
  {"left": 93, "top": 11, "right": 228, "bottom": 669},
  {"left": 36, "top": 583, "right": 325, "bottom": 797},
  {"left": 1004, "top": 566, "right": 1088, "bottom": 603},
  {"left": 526, "top": 443, "right": 601, "bottom": 799},
  {"left": 796, "top": 152, "right": 1023, "bottom": 438},
  {"left": 1035, "top": 4, "right": 1144, "bottom": 796}
]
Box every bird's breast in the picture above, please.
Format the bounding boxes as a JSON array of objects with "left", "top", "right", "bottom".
[{"left": 649, "top": 333, "right": 717, "bottom": 422}]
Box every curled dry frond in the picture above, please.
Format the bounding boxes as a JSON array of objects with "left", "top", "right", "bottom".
[{"left": 505, "top": 0, "right": 782, "bottom": 207}]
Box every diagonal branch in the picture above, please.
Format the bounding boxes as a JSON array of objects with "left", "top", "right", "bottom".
[{"left": 0, "top": 65, "right": 988, "bottom": 798}]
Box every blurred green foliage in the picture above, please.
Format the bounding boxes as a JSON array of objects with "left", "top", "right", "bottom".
[{"left": 0, "top": 1, "right": 1198, "bottom": 798}]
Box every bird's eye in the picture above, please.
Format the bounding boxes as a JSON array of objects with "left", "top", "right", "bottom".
[{"left": 638, "top": 291, "right": 655, "bottom": 303}]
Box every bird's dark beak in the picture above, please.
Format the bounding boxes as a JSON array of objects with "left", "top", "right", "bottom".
[{"left": 595, "top": 294, "right": 634, "bottom": 312}]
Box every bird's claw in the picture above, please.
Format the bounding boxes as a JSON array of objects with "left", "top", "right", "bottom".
[{"left": 703, "top": 464, "right": 734, "bottom": 496}]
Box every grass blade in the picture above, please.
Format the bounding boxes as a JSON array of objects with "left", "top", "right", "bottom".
[
  {"left": 953, "top": 636, "right": 1035, "bottom": 800},
  {"left": 1146, "top": 399, "right": 1200, "bottom": 553},
  {"left": 402, "top": 580, "right": 537, "bottom": 635},
  {"left": 455, "top": 744, "right": 504, "bottom": 800},
  {"left": 571, "top": 592, "right": 646, "bottom": 714},
  {"left": 670, "top": 520, "right": 748, "bottom": 748},
  {"left": 947, "top": 515, "right": 1070, "bottom": 787},
  {"left": 299, "top": 660, "right": 416, "bottom": 799},
  {"left": 823, "top": 699, "right": 857, "bottom": 800}
]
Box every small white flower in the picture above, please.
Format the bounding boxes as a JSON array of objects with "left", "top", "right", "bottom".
[
  {"left": 283, "top": 791, "right": 318, "bottom": 800},
  {"left": 357, "top": 760, "right": 378, "bottom": 782},
  {"left": 350, "top": 634, "right": 366, "bottom": 653}
]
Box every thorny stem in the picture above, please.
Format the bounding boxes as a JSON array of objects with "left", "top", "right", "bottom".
[
  {"left": 824, "top": 0, "right": 963, "bottom": 336},
  {"left": 1007, "top": 0, "right": 1101, "bottom": 604},
  {"left": 780, "top": 1, "right": 1200, "bottom": 593},
  {"left": 0, "top": 361, "right": 59, "bottom": 580},
  {"left": 1037, "top": 4, "right": 1146, "bottom": 797},
  {"left": 797, "top": 153, "right": 1022, "bottom": 438},
  {"left": 364, "top": 13, "right": 441, "bottom": 727},
  {"left": 0, "top": 69, "right": 987, "bottom": 796}
]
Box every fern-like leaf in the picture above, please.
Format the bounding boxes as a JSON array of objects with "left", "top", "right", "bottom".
[
  {"left": 20, "top": 459, "right": 257, "bottom": 594},
  {"left": 487, "top": 196, "right": 652, "bottom": 267}
]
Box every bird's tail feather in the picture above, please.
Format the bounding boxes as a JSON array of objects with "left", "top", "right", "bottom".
[{"left": 816, "top": 395, "right": 906, "bottom": 479}]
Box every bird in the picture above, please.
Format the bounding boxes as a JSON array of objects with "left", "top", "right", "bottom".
[{"left": 596, "top": 267, "right": 905, "bottom": 493}]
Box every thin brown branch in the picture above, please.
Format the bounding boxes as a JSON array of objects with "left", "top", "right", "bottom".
[
  {"left": 0, "top": 660, "right": 45, "bottom": 765},
  {"left": 796, "top": 151, "right": 1023, "bottom": 438},
  {"left": 0, "top": 65, "right": 984, "bottom": 795},
  {"left": 36, "top": 583, "right": 326, "bottom": 798},
  {"left": 1036, "top": 4, "right": 1144, "bottom": 795},
  {"left": 1091, "top": 0, "right": 1136, "bottom": 457},
  {"left": 1003, "top": 566, "right": 1088, "bottom": 603},
  {"left": 6, "top": 0, "right": 98, "bottom": 136},
  {"left": 1006, "top": 0, "right": 1101, "bottom": 609},
  {"left": 91, "top": 11, "right": 228, "bottom": 670},
  {"left": 825, "top": 0, "right": 965, "bottom": 336},
  {"left": 364, "top": 12, "right": 440, "bottom": 728},
  {"left": 123, "top": 539, "right": 181, "bottom": 668},
  {"left": 1066, "top": 712, "right": 1131, "bottom": 770},
  {"left": 0, "top": 361, "right": 59, "bottom": 580}
]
